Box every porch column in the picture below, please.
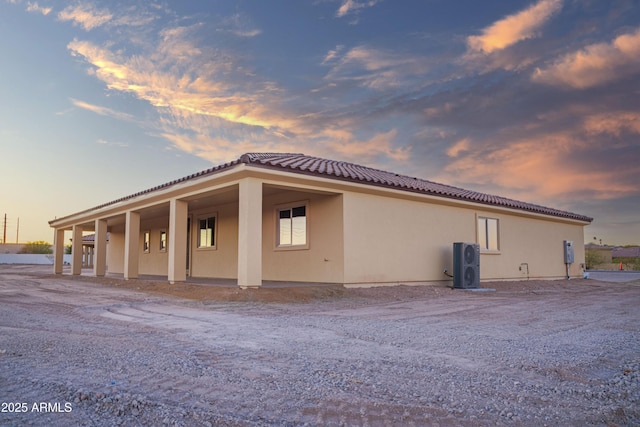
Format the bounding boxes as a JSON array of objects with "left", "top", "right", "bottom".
[
  {"left": 94, "top": 219, "right": 108, "bottom": 277},
  {"left": 53, "top": 228, "right": 65, "bottom": 274},
  {"left": 238, "top": 177, "right": 262, "bottom": 288},
  {"left": 71, "top": 225, "right": 83, "bottom": 275},
  {"left": 124, "top": 211, "right": 140, "bottom": 280},
  {"left": 168, "top": 199, "right": 188, "bottom": 284}
]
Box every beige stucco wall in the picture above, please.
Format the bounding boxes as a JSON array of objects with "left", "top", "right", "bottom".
[
  {"left": 138, "top": 217, "right": 169, "bottom": 275},
  {"left": 108, "top": 218, "right": 174, "bottom": 276},
  {"left": 99, "top": 172, "right": 587, "bottom": 285},
  {"left": 104, "top": 188, "right": 346, "bottom": 283},
  {"left": 342, "top": 190, "right": 586, "bottom": 284},
  {"left": 109, "top": 204, "right": 242, "bottom": 279},
  {"left": 189, "top": 202, "right": 239, "bottom": 279},
  {"left": 479, "top": 209, "right": 585, "bottom": 280},
  {"left": 107, "top": 224, "right": 125, "bottom": 274},
  {"left": 342, "top": 191, "right": 471, "bottom": 284},
  {"left": 262, "top": 190, "right": 344, "bottom": 283}
]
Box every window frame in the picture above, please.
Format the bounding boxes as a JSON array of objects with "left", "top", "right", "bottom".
[
  {"left": 159, "top": 229, "right": 167, "bottom": 252},
  {"left": 196, "top": 213, "right": 218, "bottom": 250},
  {"left": 477, "top": 216, "right": 500, "bottom": 253},
  {"left": 143, "top": 230, "right": 151, "bottom": 254},
  {"left": 275, "top": 201, "right": 309, "bottom": 251}
]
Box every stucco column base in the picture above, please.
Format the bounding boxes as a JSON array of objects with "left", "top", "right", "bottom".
[{"left": 239, "top": 285, "right": 261, "bottom": 290}]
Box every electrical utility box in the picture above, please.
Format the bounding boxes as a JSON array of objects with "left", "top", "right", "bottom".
[
  {"left": 453, "top": 242, "right": 480, "bottom": 289},
  {"left": 563, "top": 240, "right": 574, "bottom": 264}
]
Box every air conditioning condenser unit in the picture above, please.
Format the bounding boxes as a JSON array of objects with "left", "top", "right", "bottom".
[{"left": 453, "top": 242, "right": 480, "bottom": 289}]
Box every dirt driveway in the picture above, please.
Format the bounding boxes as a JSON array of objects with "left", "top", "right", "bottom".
[{"left": 1, "top": 265, "right": 638, "bottom": 426}]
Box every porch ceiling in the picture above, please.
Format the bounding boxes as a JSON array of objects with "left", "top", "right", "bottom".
[{"left": 55, "top": 179, "right": 340, "bottom": 232}]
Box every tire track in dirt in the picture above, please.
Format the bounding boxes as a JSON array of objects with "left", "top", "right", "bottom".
[{"left": 1, "top": 266, "right": 639, "bottom": 426}]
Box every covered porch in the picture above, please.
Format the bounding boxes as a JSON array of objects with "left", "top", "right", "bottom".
[{"left": 51, "top": 174, "right": 344, "bottom": 288}]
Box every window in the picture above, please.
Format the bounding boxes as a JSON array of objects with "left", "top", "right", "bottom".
[
  {"left": 197, "top": 215, "right": 216, "bottom": 248},
  {"left": 277, "top": 203, "right": 307, "bottom": 247},
  {"left": 143, "top": 231, "right": 151, "bottom": 253},
  {"left": 478, "top": 217, "right": 499, "bottom": 251},
  {"left": 159, "top": 230, "right": 167, "bottom": 252}
]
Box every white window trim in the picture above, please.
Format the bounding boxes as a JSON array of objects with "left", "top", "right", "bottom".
[
  {"left": 196, "top": 212, "right": 218, "bottom": 251},
  {"left": 159, "top": 229, "right": 167, "bottom": 252},
  {"left": 275, "top": 200, "right": 309, "bottom": 251},
  {"left": 143, "top": 230, "right": 151, "bottom": 254},
  {"left": 477, "top": 215, "right": 500, "bottom": 254}
]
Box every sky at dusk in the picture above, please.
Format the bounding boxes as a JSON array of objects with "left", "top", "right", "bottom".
[{"left": 1, "top": 0, "right": 639, "bottom": 246}]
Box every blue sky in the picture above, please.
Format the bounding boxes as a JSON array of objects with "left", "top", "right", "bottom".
[{"left": 1, "top": 0, "right": 639, "bottom": 245}]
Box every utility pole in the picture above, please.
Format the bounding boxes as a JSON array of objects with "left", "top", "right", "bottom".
[
  {"left": 2, "top": 213, "right": 6, "bottom": 244},
  {"left": 16, "top": 217, "right": 19, "bottom": 244}
]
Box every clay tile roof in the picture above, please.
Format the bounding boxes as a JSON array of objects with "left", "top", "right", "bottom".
[
  {"left": 241, "top": 153, "right": 593, "bottom": 223},
  {"left": 54, "top": 152, "right": 593, "bottom": 223}
]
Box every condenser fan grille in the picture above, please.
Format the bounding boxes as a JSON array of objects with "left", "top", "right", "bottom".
[
  {"left": 464, "top": 266, "right": 476, "bottom": 286},
  {"left": 464, "top": 245, "right": 476, "bottom": 264}
]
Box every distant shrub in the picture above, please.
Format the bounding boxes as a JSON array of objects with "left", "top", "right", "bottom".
[
  {"left": 585, "top": 249, "right": 606, "bottom": 269},
  {"left": 19, "top": 241, "right": 53, "bottom": 254}
]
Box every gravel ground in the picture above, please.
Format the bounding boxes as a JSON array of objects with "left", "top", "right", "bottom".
[{"left": 0, "top": 265, "right": 638, "bottom": 426}]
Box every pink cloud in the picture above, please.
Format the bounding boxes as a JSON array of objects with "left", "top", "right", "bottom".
[
  {"left": 532, "top": 27, "right": 640, "bottom": 88},
  {"left": 323, "top": 129, "right": 410, "bottom": 163},
  {"left": 26, "top": 2, "right": 51, "bottom": 15},
  {"left": 583, "top": 111, "right": 640, "bottom": 136},
  {"left": 441, "top": 133, "right": 636, "bottom": 202},
  {"left": 336, "top": 0, "right": 381, "bottom": 18},
  {"left": 58, "top": 3, "right": 112, "bottom": 31},
  {"left": 467, "top": 0, "right": 562, "bottom": 54}
]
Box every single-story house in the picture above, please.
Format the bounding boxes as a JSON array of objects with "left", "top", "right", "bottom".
[
  {"left": 49, "top": 153, "right": 593, "bottom": 287},
  {"left": 79, "top": 232, "right": 110, "bottom": 268}
]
